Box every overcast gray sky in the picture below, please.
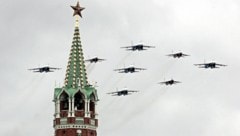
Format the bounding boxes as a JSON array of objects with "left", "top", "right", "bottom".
[{"left": 1, "top": 0, "right": 240, "bottom": 136}]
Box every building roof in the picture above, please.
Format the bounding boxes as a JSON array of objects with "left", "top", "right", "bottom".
[
  {"left": 54, "top": 5, "right": 98, "bottom": 101},
  {"left": 64, "top": 22, "right": 88, "bottom": 89}
]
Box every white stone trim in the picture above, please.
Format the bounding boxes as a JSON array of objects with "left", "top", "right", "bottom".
[
  {"left": 56, "top": 100, "right": 60, "bottom": 118},
  {"left": 68, "top": 98, "right": 71, "bottom": 117},
  {"left": 55, "top": 124, "right": 97, "bottom": 130},
  {"left": 84, "top": 99, "right": 89, "bottom": 117},
  {"left": 60, "top": 118, "right": 68, "bottom": 125},
  {"left": 71, "top": 98, "right": 75, "bottom": 117}
]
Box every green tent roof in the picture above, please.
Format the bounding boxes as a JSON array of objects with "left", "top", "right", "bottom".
[{"left": 54, "top": 17, "right": 98, "bottom": 101}]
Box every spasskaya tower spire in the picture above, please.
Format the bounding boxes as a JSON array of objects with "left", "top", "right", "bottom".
[{"left": 53, "top": 1, "right": 98, "bottom": 136}]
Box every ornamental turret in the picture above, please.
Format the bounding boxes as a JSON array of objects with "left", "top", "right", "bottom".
[{"left": 53, "top": 2, "right": 98, "bottom": 136}]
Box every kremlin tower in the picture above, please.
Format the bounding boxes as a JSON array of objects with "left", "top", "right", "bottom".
[{"left": 53, "top": 2, "right": 98, "bottom": 136}]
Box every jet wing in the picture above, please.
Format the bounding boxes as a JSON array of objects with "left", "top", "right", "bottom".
[
  {"left": 182, "top": 54, "right": 190, "bottom": 56},
  {"left": 121, "top": 46, "right": 133, "bottom": 48},
  {"left": 98, "top": 58, "right": 106, "bottom": 61},
  {"left": 85, "top": 59, "right": 93, "bottom": 62},
  {"left": 166, "top": 54, "right": 175, "bottom": 56},
  {"left": 198, "top": 66, "right": 207, "bottom": 68},
  {"left": 114, "top": 68, "right": 126, "bottom": 71},
  {"left": 132, "top": 47, "right": 148, "bottom": 51},
  {"left": 127, "top": 90, "right": 139, "bottom": 93},
  {"left": 111, "top": 94, "right": 120, "bottom": 96},
  {"left": 126, "top": 48, "right": 136, "bottom": 51},
  {"left": 159, "top": 81, "right": 167, "bottom": 84},
  {"left": 135, "top": 68, "right": 146, "bottom": 70},
  {"left": 194, "top": 63, "right": 206, "bottom": 66},
  {"left": 143, "top": 45, "right": 155, "bottom": 48},
  {"left": 118, "top": 71, "right": 128, "bottom": 73},
  {"left": 106, "top": 91, "right": 119, "bottom": 94},
  {"left": 131, "top": 71, "right": 140, "bottom": 73},
  {"left": 173, "top": 81, "right": 181, "bottom": 84},
  {"left": 28, "top": 68, "right": 40, "bottom": 70},
  {"left": 216, "top": 63, "right": 227, "bottom": 66},
  {"left": 49, "top": 67, "right": 61, "bottom": 70},
  {"left": 85, "top": 57, "right": 105, "bottom": 62}
]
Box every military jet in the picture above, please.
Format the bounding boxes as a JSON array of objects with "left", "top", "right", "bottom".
[
  {"left": 194, "top": 62, "right": 227, "bottom": 69},
  {"left": 159, "top": 79, "right": 181, "bottom": 85},
  {"left": 28, "top": 66, "right": 61, "bottom": 73},
  {"left": 114, "top": 66, "right": 146, "bottom": 73},
  {"left": 107, "top": 89, "right": 139, "bottom": 96},
  {"left": 121, "top": 43, "right": 155, "bottom": 51},
  {"left": 85, "top": 57, "right": 106, "bottom": 63},
  {"left": 167, "top": 52, "right": 189, "bottom": 58}
]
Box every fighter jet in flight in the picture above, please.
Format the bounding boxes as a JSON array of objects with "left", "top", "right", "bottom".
[
  {"left": 85, "top": 57, "right": 106, "bottom": 63},
  {"left": 114, "top": 66, "right": 146, "bottom": 73},
  {"left": 107, "top": 89, "right": 139, "bottom": 96},
  {"left": 159, "top": 79, "right": 181, "bottom": 85},
  {"left": 167, "top": 52, "right": 189, "bottom": 58},
  {"left": 194, "top": 62, "right": 227, "bottom": 69},
  {"left": 28, "top": 66, "right": 61, "bottom": 73},
  {"left": 121, "top": 43, "right": 155, "bottom": 51}
]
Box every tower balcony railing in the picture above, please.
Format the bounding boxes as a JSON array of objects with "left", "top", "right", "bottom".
[
  {"left": 75, "top": 110, "right": 84, "bottom": 117},
  {"left": 74, "top": 110, "right": 97, "bottom": 119},
  {"left": 60, "top": 110, "right": 68, "bottom": 117},
  {"left": 89, "top": 111, "right": 97, "bottom": 118}
]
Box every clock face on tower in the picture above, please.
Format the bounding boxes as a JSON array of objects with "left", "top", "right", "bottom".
[{"left": 77, "top": 130, "right": 82, "bottom": 134}]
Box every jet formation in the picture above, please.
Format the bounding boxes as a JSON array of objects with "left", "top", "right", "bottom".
[
  {"left": 106, "top": 43, "right": 227, "bottom": 96},
  {"left": 28, "top": 42, "right": 227, "bottom": 97}
]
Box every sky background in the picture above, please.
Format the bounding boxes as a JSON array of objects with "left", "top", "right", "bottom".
[{"left": 1, "top": 0, "right": 240, "bottom": 136}]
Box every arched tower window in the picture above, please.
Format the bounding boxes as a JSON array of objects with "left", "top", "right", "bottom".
[
  {"left": 74, "top": 91, "right": 84, "bottom": 110},
  {"left": 60, "top": 92, "right": 69, "bottom": 111},
  {"left": 89, "top": 94, "right": 95, "bottom": 113}
]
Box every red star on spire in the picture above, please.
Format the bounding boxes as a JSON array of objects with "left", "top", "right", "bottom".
[{"left": 71, "top": 1, "right": 85, "bottom": 17}]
